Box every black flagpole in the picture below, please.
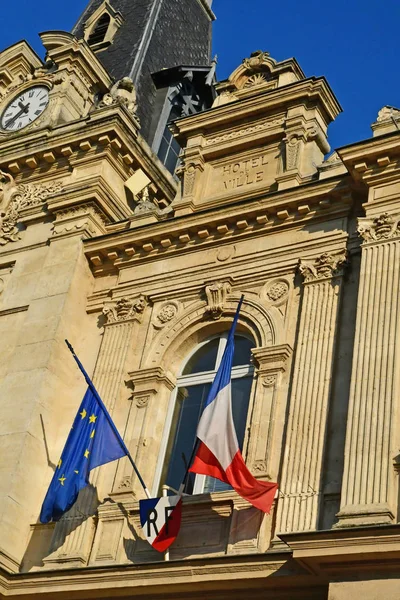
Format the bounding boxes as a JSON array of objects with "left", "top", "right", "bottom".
[{"left": 65, "top": 340, "right": 151, "bottom": 499}]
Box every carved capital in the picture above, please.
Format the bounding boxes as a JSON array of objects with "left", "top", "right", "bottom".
[
  {"left": 205, "top": 280, "right": 232, "bottom": 320},
  {"left": 299, "top": 251, "right": 348, "bottom": 283},
  {"left": 103, "top": 295, "right": 148, "bottom": 324},
  {"left": 252, "top": 344, "right": 292, "bottom": 372},
  {"left": 358, "top": 213, "right": 400, "bottom": 243}
]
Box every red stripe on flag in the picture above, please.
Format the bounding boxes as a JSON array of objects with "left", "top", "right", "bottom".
[
  {"left": 152, "top": 498, "right": 182, "bottom": 553},
  {"left": 190, "top": 441, "right": 230, "bottom": 484},
  {"left": 190, "top": 444, "right": 278, "bottom": 513}
]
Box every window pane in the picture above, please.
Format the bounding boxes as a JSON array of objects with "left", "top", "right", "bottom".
[
  {"left": 203, "top": 375, "right": 253, "bottom": 494},
  {"left": 164, "top": 147, "right": 180, "bottom": 174},
  {"left": 157, "top": 134, "right": 170, "bottom": 163},
  {"left": 182, "top": 338, "right": 219, "bottom": 375},
  {"left": 232, "top": 336, "right": 255, "bottom": 367},
  {"left": 164, "top": 383, "right": 211, "bottom": 492}
]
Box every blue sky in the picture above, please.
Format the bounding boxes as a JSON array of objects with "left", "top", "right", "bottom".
[{"left": 1, "top": 0, "right": 399, "bottom": 152}]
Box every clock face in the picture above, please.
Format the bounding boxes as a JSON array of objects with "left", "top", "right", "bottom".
[{"left": 0, "top": 86, "right": 49, "bottom": 132}]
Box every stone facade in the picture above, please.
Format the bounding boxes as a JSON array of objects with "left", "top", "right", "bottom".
[{"left": 1, "top": 22, "right": 400, "bottom": 600}]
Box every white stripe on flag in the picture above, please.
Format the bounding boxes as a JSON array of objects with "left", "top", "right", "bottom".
[{"left": 196, "top": 382, "right": 238, "bottom": 471}]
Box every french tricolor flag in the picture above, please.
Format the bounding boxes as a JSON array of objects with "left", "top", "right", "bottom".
[{"left": 189, "top": 297, "right": 278, "bottom": 513}]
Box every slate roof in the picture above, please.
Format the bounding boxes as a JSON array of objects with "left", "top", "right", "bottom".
[{"left": 73, "top": 0, "right": 213, "bottom": 141}]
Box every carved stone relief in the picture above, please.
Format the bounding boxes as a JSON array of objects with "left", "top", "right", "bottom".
[
  {"left": 299, "top": 252, "right": 348, "bottom": 283},
  {"left": 153, "top": 301, "right": 180, "bottom": 328},
  {"left": 358, "top": 212, "right": 400, "bottom": 243},
  {"left": 285, "top": 134, "right": 301, "bottom": 170},
  {"left": 264, "top": 279, "right": 290, "bottom": 303},
  {"left": 176, "top": 160, "right": 204, "bottom": 198},
  {"left": 98, "top": 77, "right": 138, "bottom": 116},
  {"left": 0, "top": 171, "right": 63, "bottom": 245},
  {"left": 205, "top": 281, "right": 232, "bottom": 320},
  {"left": 103, "top": 295, "right": 148, "bottom": 324}
]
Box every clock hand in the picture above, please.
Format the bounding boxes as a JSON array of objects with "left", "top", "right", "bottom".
[{"left": 4, "top": 102, "right": 30, "bottom": 129}]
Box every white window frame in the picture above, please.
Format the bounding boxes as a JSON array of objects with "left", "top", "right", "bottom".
[{"left": 152, "top": 333, "right": 254, "bottom": 496}]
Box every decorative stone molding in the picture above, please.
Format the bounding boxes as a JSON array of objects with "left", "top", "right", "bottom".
[
  {"left": 205, "top": 117, "right": 285, "bottom": 146},
  {"left": 299, "top": 251, "right": 348, "bottom": 283},
  {"left": 285, "top": 134, "right": 301, "bottom": 171},
  {"left": 358, "top": 212, "right": 400, "bottom": 243},
  {"left": 252, "top": 460, "right": 269, "bottom": 476},
  {"left": 115, "top": 475, "right": 133, "bottom": 493},
  {"left": 135, "top": 395, "right": 150, "bottom": 409},
  {"left": 98, "top": 77, "right": 138, "bottom": 116},
  {"left": 51, "top": 203, "right": 108, "bottom": 238},
  {"left": 262, "top": 375, "right": 277, "bottom": 387},
  {"left": 0, "top": 173, "right": 63, "bottom": 245},
  {"left": 205, "top": 280, "right": 232, "bottom": 320},
  {"left": 103, "top": 295, "right": 148, "bottom": 324}
]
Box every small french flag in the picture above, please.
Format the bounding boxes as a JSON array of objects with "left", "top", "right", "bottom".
[{"left": 189, "top": 297, "right": 278, "bottom": 513}]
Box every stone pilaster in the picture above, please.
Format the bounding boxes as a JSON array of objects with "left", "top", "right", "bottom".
[
  {"left": 336, "top": 213, "right": 400, "bottom": 527},
  {"left": 276, "top": 251, "right": 347, "bottom": 534},
  {"left": 112, "top": 367, "right": 175, "bottom": 498},
  {"left": 247, "top": 345, "right": 292, "bottom": 481},
  {"left": 43, "top": 295, "right": 148, "bottom": 568}
]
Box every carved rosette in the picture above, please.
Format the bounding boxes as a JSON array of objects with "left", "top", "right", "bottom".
[
  {"left": 205, "top": 281, "right": 232, "bottom": 320},
  {"left": 299, "top": 252, "right": 348, "bottom": 283},
  {"left": 264, "top": 279, "right": 290, "bottom": 304},
  {"left": 358, "top": 213, "right": 400, "bottom": 243},
  {"left": 0, "top": 173, "right": 63, "bottom": 245},
  {"left": 103, "top": 295, "right": 148, "bottom": 324}
]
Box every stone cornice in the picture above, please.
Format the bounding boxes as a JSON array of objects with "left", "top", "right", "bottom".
[
  {"left": 337, "top": 131, "right": 400, "bottom": 185},
  {"left": 280, "top": 524, "right": 400, "bottom": 577},
  {"left": 0, "top": 551, "right": 320, "bottom": 599},
  {"left": 84, "top": 177, "right": 353, "bottom": 276},
  {"left": 0, "top": 107, "right": 177, "bottom": 206},
  {"left": 173, "top": 77, "right": 342, "bottom": 140}
]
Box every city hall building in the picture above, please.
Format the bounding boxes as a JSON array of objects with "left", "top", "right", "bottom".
[{"left": 1, "top": 1, "right": 400, "bottom": 598}]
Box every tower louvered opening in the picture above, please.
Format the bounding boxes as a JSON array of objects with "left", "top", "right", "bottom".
[{"left": 87, "top": 13, "right": 110, "bottom": 46}]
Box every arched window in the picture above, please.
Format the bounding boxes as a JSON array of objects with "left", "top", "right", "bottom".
[
  {"left": 87, "top": 13, "right": 111, "bottom": 47},
  {"left": 158, "top": 333, "right": 255, "bottom": 495}
]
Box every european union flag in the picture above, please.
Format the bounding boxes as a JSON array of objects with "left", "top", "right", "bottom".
[{"left": 40, "top": 386, "right": 127, "bottom": 523}]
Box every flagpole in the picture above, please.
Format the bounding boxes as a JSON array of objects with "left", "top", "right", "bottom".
[
  {"left": 65, "top": 340, "right": 151, "bottom": 499},
  {"left": 177, "top": 294, "right": 245, "bottom": 496}
]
